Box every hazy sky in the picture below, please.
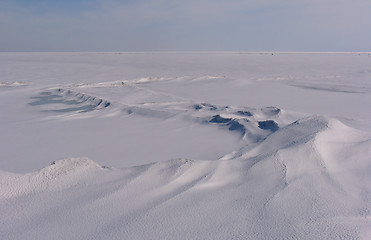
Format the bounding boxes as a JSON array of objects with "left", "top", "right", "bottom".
[{"left": 1, "top": 0, "right": 370, "bottom": 52}]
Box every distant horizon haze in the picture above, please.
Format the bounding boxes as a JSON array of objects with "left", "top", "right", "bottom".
[{"left": 0, "top": 0, "right": 370, "bottom": 52}]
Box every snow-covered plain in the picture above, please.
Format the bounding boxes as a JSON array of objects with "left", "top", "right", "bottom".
[{"left": 0, "top": 52, "right": 370, "bottom": 239}]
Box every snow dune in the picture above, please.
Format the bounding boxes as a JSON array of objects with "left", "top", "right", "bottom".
[{"left": 0, "top": 52, "right": 370, "bottom": 239}]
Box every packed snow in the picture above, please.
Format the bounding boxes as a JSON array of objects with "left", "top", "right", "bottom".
[{"left": 0, "top": 52, "right": 370, "bottom": 239}]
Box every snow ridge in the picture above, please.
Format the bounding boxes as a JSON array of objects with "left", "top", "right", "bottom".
[{"left": 29, "top": 88, "right": 111, "bottom": 113}]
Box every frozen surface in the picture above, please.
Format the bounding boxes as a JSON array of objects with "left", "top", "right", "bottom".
[{"left": 0, "top": 52, "right": 370, "bottom": 239}]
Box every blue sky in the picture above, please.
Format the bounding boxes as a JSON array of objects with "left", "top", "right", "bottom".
[{"left": 0, "top": 0, "right": 370, "bottom": 51}]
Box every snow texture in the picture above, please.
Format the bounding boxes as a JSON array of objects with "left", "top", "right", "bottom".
[{"left": 0, "top": 52, "right": 370, "bottom": 239}]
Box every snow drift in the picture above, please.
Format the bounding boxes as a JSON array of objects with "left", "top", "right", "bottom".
[{"left": 1, "top": 115, "right": 370, "bottom": 240}]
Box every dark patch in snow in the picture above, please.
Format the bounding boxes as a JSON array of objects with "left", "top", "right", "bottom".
[
  {"left": 258, "top": 120, "right": 279, "bottom": 132},
  {"left": 228, "top": 120, "right": 246, "bottom": 134},
  {"left": 210, "top": 115, "right": 232, "bottom": 124},
  {"left": 193, "top": 104, "right": 203, "bottom": 110},
  {"left": 209, "top": 115, "right": 246, "bottom": 135},
  {"left": 236, "top": 110, "right": 253, "bottom": 117}
]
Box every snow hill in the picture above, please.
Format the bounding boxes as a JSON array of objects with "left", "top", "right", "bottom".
[{"left": 1, "top": 115, "right": 370, "bottom": 239}]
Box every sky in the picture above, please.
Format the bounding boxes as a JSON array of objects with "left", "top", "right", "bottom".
[{"left": 0, "top": 0, "right": 370, "bottom": 52}]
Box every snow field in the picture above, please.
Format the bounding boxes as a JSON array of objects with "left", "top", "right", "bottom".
[{"left": 0, "top": 52, "right": 370, "bottom": 239}]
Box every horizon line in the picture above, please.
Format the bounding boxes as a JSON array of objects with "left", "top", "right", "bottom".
[{"left": 1, "top": 51, "right": 370, "bottom": 54}]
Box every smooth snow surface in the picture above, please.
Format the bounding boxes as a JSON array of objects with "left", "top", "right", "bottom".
[{"left": 0, "top": 52, "right": 370, "bottom": 239}]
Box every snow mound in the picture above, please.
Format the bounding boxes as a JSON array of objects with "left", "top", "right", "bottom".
[
  {"left": 39, "top": 157, "right": 105, "bottom": 179},
  {"left": 0, "top": 158, "right": 108, "bottom": 200}
]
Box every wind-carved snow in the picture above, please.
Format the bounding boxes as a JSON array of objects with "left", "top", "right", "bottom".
[
  {"left": 28, "top": 79, "right": 287, "bottom": 146},
  {"left": 29, "top": 88, "right": 111, "bottom": 113},
  {"left": 1, "top": 53, "right": 371, "bottom": 240}
]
